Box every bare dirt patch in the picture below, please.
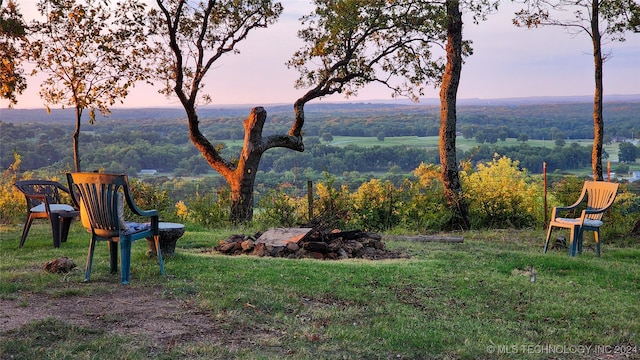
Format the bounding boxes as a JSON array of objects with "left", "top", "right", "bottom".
[{"left": 0, "top": 285, "right": 242, "bottom": 352}]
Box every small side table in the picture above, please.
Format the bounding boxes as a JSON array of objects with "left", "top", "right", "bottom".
[
  {"left": 146, "top": 222, "right": 185, "bottom": 256},
  {"left": 51, "top": 209, "right": 80, "bottom": 248}
]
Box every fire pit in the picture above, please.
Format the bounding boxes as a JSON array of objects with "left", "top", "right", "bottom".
[
  {"left": 214, "top": 227, "right": 408, "bottom": 260},
  {"left": 146, "top": 222, "right": 185, "bottom": 256}
]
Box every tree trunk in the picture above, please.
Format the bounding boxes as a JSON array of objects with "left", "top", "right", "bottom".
[
  {"left": 591, "top": 0, "right": 604, "bottom": 181},
  {"left": 438, "top": 0, "right": 470, "bottom": 230},
  {"left": 228, "top": 107, "right": 270, "bottom": 222},
  {"left": 186, "top": 106, "right": 304, "bottom": 223},
  {"left": 72, "top": 105, "right": 82, "bottom": 172}
]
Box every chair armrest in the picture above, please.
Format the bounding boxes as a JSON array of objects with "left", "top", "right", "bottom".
[
  {"left": 123, "top": 199, "right": 159, "bottom": 235},
  {"left": 584, "top": 208, "right": 609, "bottom": 216},
  {"left": 119, "top": 180, "right": 157, "bottom": 217},
  {"left": 150, "top": 215, "right": 159, "bottom": 235},
  {"left": 135, "top": 208, "right": 159, "bottom": 218},
  {"left": 555, "top": 201, "right": 583, "bottom": 212},
  {"left": 577, "top": 208, "right": 609, "bottom": 223},
  {"left": 550, "top": 206, "right": 576, "bottom": 219},
  {"left": 550, "top": 191, "right": 587, "bottom": 218},
  {"left": 558, "top": 188, "right": 588, "bottom": 212},
  {"left": 22, "top": 193, "right": 48, "bottom": 203},
  {"left": 553, "top": 205, "right": 575, "bottom": 212},
  {"left": 22, "top": 193, "right": 56, "bottom": 214},
  {"left": 122, "top": 188, "right": 159, "bottom": 230}
]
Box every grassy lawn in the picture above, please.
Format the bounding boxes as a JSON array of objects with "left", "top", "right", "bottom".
[{"left": 1, "top": 223, "right": 639, "bottom": 359}]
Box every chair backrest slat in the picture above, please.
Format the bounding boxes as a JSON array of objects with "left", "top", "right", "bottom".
[
  {"left": 584, "top": 181, "right": 619, "bottom": 220},
  {"left": 68, "top": 173, "right": 128, "bottom": 238},
  {"left": 15, "top": 180, "right": 65, "bottom": 208}
]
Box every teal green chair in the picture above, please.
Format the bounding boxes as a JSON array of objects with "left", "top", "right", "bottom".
[{"left": 67, "top": 172, "right": 165, "bottom": 284}]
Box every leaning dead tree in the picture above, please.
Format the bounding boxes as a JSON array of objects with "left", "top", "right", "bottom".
[
  {"left": 151, "top": 0, "right": 446, "bottom": 222},
  {"left": 151, "top": 0, "right": 292, "bottom": 222}
]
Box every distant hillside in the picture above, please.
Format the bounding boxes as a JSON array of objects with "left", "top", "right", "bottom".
[
  {"left": 2, "top": 94, "right": 638, "bottom": 177},
  {"left": 1, "top": 94, "right": 638, "bottom": 124}
]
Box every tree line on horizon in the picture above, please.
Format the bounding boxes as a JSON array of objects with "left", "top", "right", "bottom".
[{"left": 3, "top": 115, "right": 637, "bottom": 181}]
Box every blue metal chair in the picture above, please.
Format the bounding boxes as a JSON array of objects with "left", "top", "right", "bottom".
[
  {"left": 66, "top": 172, "right": 165, "bottom": 284},
  {"left": 544, "top": 181, "right": 619, "bottom": 257}
]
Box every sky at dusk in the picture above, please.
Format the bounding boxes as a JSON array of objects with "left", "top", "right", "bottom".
[{"left": 2, "top": 0, "right": 639, "bottom": 110}]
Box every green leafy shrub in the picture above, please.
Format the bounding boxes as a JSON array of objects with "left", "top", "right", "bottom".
[
  {"left": 397, "top": 163, "right": 452, "bottom": 232},
  {"left": 254, "top": 186, "right": 307, "bottom": 228},
  {"left": 313, "top": 173, "right": 353, "bottom": 229},
  {"left": 180, "top": 186, "right": 231, "bottom": 229},
  {"left": 349, "top": 178, "right": 403, "bottom": 231},
  {"left": 599, "top": 184, "right": 640, "bottom": 241},
  {"left": 462, "top": 155, "right": 545, "bottom": 229},
  {"left": 127, "top": 178, "right": 178, "bottom": 223}
]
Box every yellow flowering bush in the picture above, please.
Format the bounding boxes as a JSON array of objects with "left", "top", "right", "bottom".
[
  {"left": 349, "top": 179, "right": 400, "bottom": 231},
  {"left": 175, "top": 200, "right": 189, "bottom": 222},
  {"left": 313, "top": 174, "right": 352, "bottom": 229},
  {"left": 0, "top": 153, "right": 31, "bottom": 224},
  {"left": 462, "top": 155, "right": 544, "bottom": 228},
  {"left": 397, "top": 163, "right": 452, "bottom": 231}
]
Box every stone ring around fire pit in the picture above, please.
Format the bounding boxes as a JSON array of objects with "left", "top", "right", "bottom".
[{"left": 146, "top": 222, "right": 185, "bottom": 257}]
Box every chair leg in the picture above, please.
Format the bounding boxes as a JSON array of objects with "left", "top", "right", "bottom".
[
  {"left": 50, "top": 213, "right": 62, "bottom": 248},
  {"left": 568, "top": 225, "right": 579, "bottom": 257},
  {"left": 120, "top": 237, "right": 132, "bottom": 285},
  {"left": 154, "top": 235, "right": 166, "bottom": 276},
  {"left": 19, "top": 215, "right": 36, "bottom": 248},
  {"left": 544, "top": 225, "right": 554, "bottom": 253},
  {"left": 84, "top": 237, "right": 97, "bottom": 282},
  {"left": 577, "top": 228, "right": 584, "bottom": 255},
  {"left": 108, "top": 240, "right": 118, "bottom": 274},
  {"left": 594, "top": 230, "right": 601, "bottom": 257},
  {"left": 60, "top": 217, "right": 73, "bottom": 243}
]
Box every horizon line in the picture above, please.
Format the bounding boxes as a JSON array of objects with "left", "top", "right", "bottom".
[{"left": 3, "top": 93, "right": 639, "bottom": 111}]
